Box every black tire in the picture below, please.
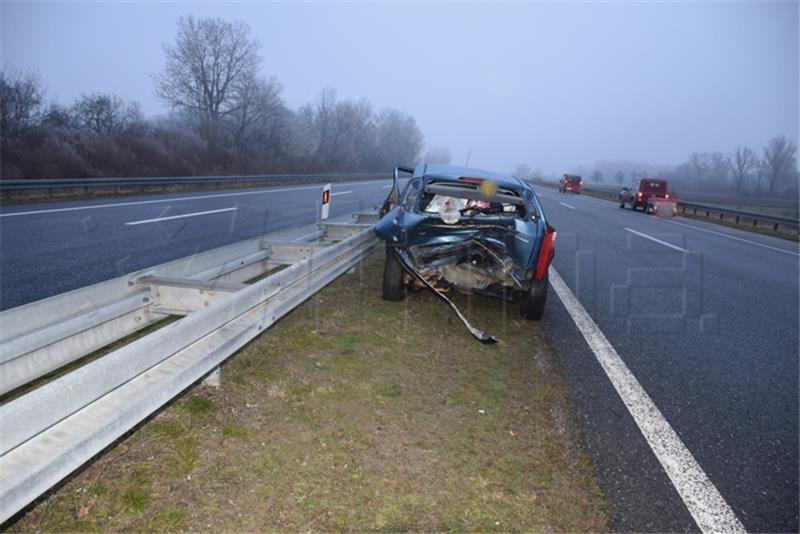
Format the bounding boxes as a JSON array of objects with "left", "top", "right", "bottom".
[
  {"left": 619, "top": 200, "right": 625, "bottom": 208},
  {"left": 382, "top": 247, "right": 405, "bottom": 301},
  {"left": 520, "top": 273, "right": 548, "bottom": 320}
]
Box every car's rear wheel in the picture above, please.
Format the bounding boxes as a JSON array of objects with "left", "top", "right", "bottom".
[
  {"left": 382, "top": 247, "right": 406, "bottom": 301},
  {"left": 520, "top": 274, "right": 548, "bottom": 320}
]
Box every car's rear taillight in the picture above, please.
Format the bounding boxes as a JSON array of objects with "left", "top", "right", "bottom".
[{"left": 535, "top": 224, "right": 557, "bottom": 280}]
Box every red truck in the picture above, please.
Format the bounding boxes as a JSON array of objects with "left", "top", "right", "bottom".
[
  {"left": 619, "top": 178, "right": 677, "bottom": 216},
  {"left": 559, "top": 174, "right": 582, "bottom": 194}
]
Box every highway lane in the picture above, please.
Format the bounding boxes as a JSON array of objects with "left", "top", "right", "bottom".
[
  {"left": 537, "top": 189, "right": 799, "bottom": 532},
  {"left": 2, "top": 178, "right": 797, "bottom": 531},
  {"left": 0, "top": 179, "right": 396, "bottom": 310}
]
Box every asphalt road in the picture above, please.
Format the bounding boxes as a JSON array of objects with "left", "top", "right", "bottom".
[
  {"left": 1, "top": 180, "right": 798, "bottom": 532},
  {"left": 537, "top": 189, "right": 799, "bottom": 532},
  {"left": 0, "top": 179, "right": 394, "bottom": 310}
]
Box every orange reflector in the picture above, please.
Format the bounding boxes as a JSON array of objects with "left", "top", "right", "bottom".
[{"left": 322, "top": 190, "right": 330, "bottom": 204}]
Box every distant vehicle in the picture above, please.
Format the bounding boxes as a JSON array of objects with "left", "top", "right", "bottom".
[
  {"left": 619, "top": 178, "right": 676, "bottom": 215},
  {"left": 559, "top": 174, "right": 582, "bottom": 194},
  {"left": 374, "top": 164, "right": 557, "bottom": 343}
]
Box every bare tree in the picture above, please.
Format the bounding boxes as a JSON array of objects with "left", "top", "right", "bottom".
[
  {"left": 727, "top": 146, "right": 756, "bottom": 193},
  {"left": 614, "top": 170, "right": 625, "bottom": 185},
  {"left": 230, "top": 75, "right": 284, "bottom": 151},
  {"left": 762, "top": 135, "right": 798, "bottom": 194},
  {"left": 374, "top": 108, "right": 423, "bottom": 167},
  {"left": 591, "top": 169, "right": 603, "bottom": 183},
  {"left": 0, "top": 69, "right": 45, "bottom": 137},
  {"left": 72, "top": 93, "right": 142, "bottom": 135},
  {"left": 155, "top": 16, "right": 261, "bottom": 151}
]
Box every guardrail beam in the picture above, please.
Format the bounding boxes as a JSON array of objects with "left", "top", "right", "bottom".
[
  {"left": 137, "top": 276, "right": 245, "bottom": 316},
  {"left": 0, "top": 222, "right": 377, "bottom": 523},
  {"left": 322, "top": 222, "right": 375, "bottom": 241},
  {"left": 262, "top": 242, "right": 330, "bottom": 264}
]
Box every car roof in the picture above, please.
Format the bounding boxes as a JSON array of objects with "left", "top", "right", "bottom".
[{"left": 414, "top": 164, "right": 527, "bottom": 190}]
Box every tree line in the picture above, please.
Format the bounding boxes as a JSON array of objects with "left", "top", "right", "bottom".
[
  {"left": 0, "top": 16, "right": 427, "bottom": 180},
  {"left": 587, "top": 137, "right": 797, "bottom": 196},
  {"left": 515, "top": 136, "right": 798, "bottom": 197}
]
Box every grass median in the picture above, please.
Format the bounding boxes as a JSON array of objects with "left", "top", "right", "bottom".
[{"left": 7, "top": 253, "right": 608, "bottom": 532}]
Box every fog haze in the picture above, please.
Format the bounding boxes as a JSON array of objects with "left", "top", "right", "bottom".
[{"left": 2, "top": 1, "right": 797, "bottom": 174}]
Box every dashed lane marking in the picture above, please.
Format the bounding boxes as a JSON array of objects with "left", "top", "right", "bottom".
[
  {"left": 125, "top": 207, "right": 237, "bottom": 226},
  {"left": 625, "top": 227, "right": 689, "bottom": 253}
]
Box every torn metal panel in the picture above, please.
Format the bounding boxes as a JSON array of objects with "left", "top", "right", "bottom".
[{"left": 395, "top": 248, "right": 498, "bottom": 344}]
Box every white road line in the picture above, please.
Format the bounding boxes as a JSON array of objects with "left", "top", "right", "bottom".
[
  {"left": 668, "top": 219, "right": 799, "bottom": 257},
  {"left": 382, "top": 185, "right": 393, "bottom": 189},
  {"left": 548, "top": 267, "right": 745, "bottom": 533},
  {"left": 0, "top": 181, "right": 387, "bottom": 219},
  {"left": 625, "top": 227, "right": 689, "bottom": 253},
  {"left": 0, "top": 186, "right": 325, "bottom": 218},
  {"left": 559, "top": 202, "right": 576, "bottom": 210},
  {"left": 125, "top": 207, "right": 237, "bottom": 226},
  {"left": 331, "top": 191, "right": 353, "bottom": 196}
]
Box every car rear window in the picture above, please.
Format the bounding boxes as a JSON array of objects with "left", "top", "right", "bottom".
[
  {"left": 642, "top": 181, "right": 666, "bottom": 192},
  {"left": 418, "top": 180, "right": 525, "bottom": 218}
]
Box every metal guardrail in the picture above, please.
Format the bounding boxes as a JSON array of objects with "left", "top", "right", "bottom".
[
  {"left": 675, "top": 201, "right": 799, "bottom": 229},
  {"left": 0, "top": 210, "right": 380, "bottom": 524},
  {"left": 0, "top": 173, "right": 390, "bottom": 199}
]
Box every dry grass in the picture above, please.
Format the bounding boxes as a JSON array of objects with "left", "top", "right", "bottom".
[{"left": 6, "top": 253, "right": 608, "bottom": 532}]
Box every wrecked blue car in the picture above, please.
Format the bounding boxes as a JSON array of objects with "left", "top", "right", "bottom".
[{"left": 374, "top": 164, "right": 556, "bottom": 343}]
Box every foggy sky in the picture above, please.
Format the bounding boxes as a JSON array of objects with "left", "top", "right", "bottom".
[{"left": 1, "top": 1, "right": 797, "bottom": 175}]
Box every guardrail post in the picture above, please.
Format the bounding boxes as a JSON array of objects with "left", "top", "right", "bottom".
[{"left": 203, "top": 366, "right": 222, "bottom": 388}]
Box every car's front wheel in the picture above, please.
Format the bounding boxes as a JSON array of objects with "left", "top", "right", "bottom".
[
  {"left": 520, "top": 274, "right": 548, "bottom": 320},
  {"left": 382, "top": 247, "right": 406, "bottom": 301}
]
